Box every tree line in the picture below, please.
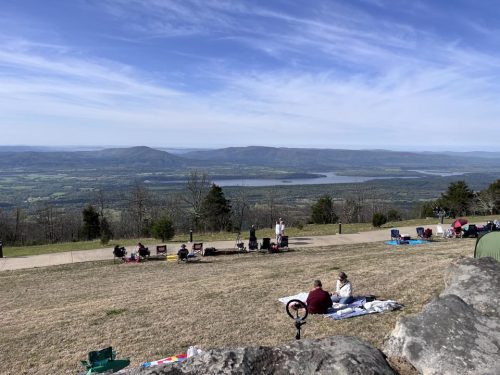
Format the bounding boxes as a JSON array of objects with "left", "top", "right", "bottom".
[{"left": 1, "top": 174, "right": 499, "bottom": 246}]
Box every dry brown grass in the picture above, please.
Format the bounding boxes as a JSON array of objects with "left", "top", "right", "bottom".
[{"left": 0, "top": 239, "right": 474, "bottom": 374}]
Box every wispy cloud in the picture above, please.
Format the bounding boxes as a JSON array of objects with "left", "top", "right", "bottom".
[{"left": 1, "top": 1, "right": 500, "bottom": 149}]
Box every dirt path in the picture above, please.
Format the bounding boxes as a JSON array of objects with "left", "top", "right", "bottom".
[{"left": 0, "top": 224, "right": 444, "bottom": 271}]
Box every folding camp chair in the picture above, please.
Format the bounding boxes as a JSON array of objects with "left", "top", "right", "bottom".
[
  {"left": 113, "top": 246, "right": 127, "bottom": 263},
  {"left": 138, "top": 247, "right": 150, "bottom": 260},
  {"left": 279, "top": 235, "right": 289, "bottom": 249},
  {"left": 436, "top": 225, "right": 444, "bottom": 237},
  {"left": 156, "top": 245, "right": 167, "bottom": 257},
  {"left": 260, "top": 237, "right": 271, "bottom": 251},
  {"left": 416, "top": 227, "right": 424, "bottom": 238},
  {"left": 192, "top": 243, "right": 204, "bottom": 256},
  {"left": 81, "top": 347, "right": 130, "bottom": 374},
  {"left": 390, "top": 229, "right": 400, "bottom": 241},
  {"left": 462, "top": 224, "right": 478, "bottom": 238},
  {"left": 248, "top": 240, "right": 258, "bottom": 250}
]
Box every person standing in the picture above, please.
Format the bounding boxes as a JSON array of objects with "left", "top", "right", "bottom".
[
  {"left": 249, "top": 225, "right": 257, "bottom": 242},
  {"left": 275, "top": 220, "right": 281, "bottom": 242},
  {"left": 280, "top": 219, "right": 285, "bottom": 235}
]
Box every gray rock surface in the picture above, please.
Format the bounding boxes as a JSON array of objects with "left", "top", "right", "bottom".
[
  {"left": 130, "top": 336, "right": 395, "bottom": 375},
  {"left": 383, "top": 294, "right": 500, "bottom": 375},
  {"left": 441, "top": 256, "right": 500, "bottom": 318}
]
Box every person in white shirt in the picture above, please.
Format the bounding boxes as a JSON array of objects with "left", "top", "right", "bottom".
[
  {"left": 331, "top": 272, "right": 354, "bottom": 304},
  {"left": 275, "top": 220, "right": 281, "bottom": 242},
  {"left": 279, "top": 219, "right": 285, "bottom": 235}
]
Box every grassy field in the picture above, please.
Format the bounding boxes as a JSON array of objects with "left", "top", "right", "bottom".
[
  {"left": 0, "top": 237, "right": 474, "bottom": 374},
  {"left": 4, "top": 215, "right": 493, "bottom": 257}
]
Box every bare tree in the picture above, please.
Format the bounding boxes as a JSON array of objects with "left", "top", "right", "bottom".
[
  {"left": 265, "top": 187, "right": 279, "bottom": 228},
  {"left": 12, "top": 207, "right": 27, "bottom": 245},
  {"left": 475, "top": 190, "right": 496, "bottom": 215},
  {"left": 182, "top": 171, "right": 211, "bottom": 229},
  {"left": 128, "top": 184, "right": 151, "bottom": 237},
  {"left": 35, "top": 204, "right": 57, "bottom": 243},
  {"left": 340, "top": 198, "right": 358, "bottom": 224},
  {"left": 0, "top": 209, "right": 12, "bottom": 243},
  {"left": 93, "top": 189, "right": 107, "bottom": 220},
  {"left": 231, "top": 189, "right": 250, "bottom": 231}
]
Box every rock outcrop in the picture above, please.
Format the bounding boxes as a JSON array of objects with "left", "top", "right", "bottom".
[
  {"left": 383, "top": 294, "right": 500, "bottom": 375},
  {"left": 131, "top": 336, "right": 395, "bottom": 375},
  {"left": 384, "top": 257, "right": 500, "bottom": 375},
  {"left": 441, "top": 256, "right": 500, "bottom": 318}
]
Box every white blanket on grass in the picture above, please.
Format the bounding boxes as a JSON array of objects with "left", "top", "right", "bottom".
[
  {"left": 278, "top": 292, "right": 309, "bottom": 305},
  {"left": 278, "top": 293, "right": 402, "bottom": 318}
]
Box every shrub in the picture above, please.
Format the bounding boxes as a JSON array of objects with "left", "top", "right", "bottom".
[
  {"left": 151, "top": 216, "right": 175, "bottom": 242},
  {"left": 387, "top": 209, "right": 401, "bottom": 222},
  {"left": 372, "top": 213, "right": 387, "bottom": 227}
]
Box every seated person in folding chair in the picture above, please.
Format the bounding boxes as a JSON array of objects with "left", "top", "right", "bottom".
[
  {"left": 177, "top": 244, "right": 189, "bottom": 262},
  {"left": 330, "top": 272, "right": 354, "bottom": 304},
  {"left": 136, "top": 242, "right": 150, "bottom": 259}
]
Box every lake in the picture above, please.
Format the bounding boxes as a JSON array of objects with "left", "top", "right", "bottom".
[
  {"left": 212, "top": 171, "right": 466, "bottom": 187},
  {"left": 212, "top": 172, "right": 401, "bottom": 187}
]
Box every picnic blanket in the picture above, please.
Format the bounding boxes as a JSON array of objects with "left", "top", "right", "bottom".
[
  {"left": 278, "top": 293, "right": 402, "bottom": 320},
  {"left": 142, "top": 353, "right": 187, "bottom": 368}
]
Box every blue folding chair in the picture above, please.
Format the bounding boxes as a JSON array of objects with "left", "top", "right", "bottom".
[
  {"left": 416, "top": 227, "right": 425, "bottom": 238},
  {"left": 390, "top": 229, "right": 400, "bottom": 241}
]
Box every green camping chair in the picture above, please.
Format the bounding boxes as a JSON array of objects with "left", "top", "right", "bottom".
[
  {"left": 474, "top": 231, "right": 500, "bottom": 261},
  {"left": 81, "top": 347, "right": 130, "bottom": 374}
]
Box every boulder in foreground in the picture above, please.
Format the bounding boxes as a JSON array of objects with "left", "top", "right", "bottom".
[
  {"left": 441, "top": 256, "right": 500, "bottom": 318},
  {"left": 384, "top": 294, "right": 500, "bottom": 375},
  {"left": 130, "top": 336, "right": 395, "bottom": 375}
]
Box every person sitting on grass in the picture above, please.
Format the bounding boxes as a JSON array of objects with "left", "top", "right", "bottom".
[
  {"left": 305, "top": 279, "right": 333, "bottom": 314},
  {"left": 177, "top": 244, "right": 189, "bottom": 262},
  {"left": 331, "top": 272, "right": 353, "bottom": 304}
]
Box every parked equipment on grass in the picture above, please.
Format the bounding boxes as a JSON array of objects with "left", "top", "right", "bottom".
[
  {"left": 474, "top": 231, "right": 500, "bottom": 261},
  {"left": 80, "top": 347, "right": 129, "bottom": 374},
  {"left": 286, "top": 299, "right": 308, "bottom": 340}
]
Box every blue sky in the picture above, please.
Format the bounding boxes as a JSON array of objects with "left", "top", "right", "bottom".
[{"left": 1, "top": 0, "right": 500, "bottom": 150}]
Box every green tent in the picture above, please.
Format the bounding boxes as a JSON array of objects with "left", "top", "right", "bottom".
[{"left": 474, "top": 232, "right": 500, "bottom": 261}]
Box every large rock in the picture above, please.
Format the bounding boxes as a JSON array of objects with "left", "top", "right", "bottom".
[
  {"left": 131, "top": 336, "right": 395, "bottom": 375},
  {"left": 441, "top": 256, "right": 500, "bottom": 318},
  {"left": 383, "top": 294, "right": 500, "bottom": 375}
]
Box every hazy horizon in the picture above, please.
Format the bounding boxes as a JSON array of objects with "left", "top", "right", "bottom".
[
  {"left": 1, "top": 144, "right": 500, "bottom": 154},
  {"left": 1, "top": 1, "right": 500, "bottom": 149}
]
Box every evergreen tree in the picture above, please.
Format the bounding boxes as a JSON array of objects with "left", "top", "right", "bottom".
[
  {"left": 439, "top": 181, "right": 474, "bottom": 217},
  {"left": 386, "top": 209, "right": 401, "bottom": 222},
  {"left": 311, "top": 195, "right": 338, "bottom": 224},
  {"left": 201, "top": 184, "right": 232, "bottom": 231},
  {"left": 372, "top": 212, "right": 387, "bottom": 227},
  {"left": 151, "top": 216, "right": 175, "bottom": 242},
  {"left": 82, "top": 205, "right": 100, "bottom": 240},
  {"left": 100, "top": 217, "right": 113, "bottom": 245}
]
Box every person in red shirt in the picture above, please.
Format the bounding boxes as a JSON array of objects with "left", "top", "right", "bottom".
[{"left": 305, "top": 279, "right": 333, "bottom": 314}]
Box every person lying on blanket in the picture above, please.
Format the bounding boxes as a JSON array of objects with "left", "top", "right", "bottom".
[
  {"left": 304, "top": 279, "right": 333, "bottom": 314},
  {"left": 330, "top": 272, "right": 354, "bottom": 304}
]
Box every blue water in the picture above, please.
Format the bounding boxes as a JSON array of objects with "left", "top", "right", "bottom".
[
  {"left": 157, "top": 171, "right": 465, "bottom": 187},
  {"left": 212, "top": 172, "right": 411, "bottom": 187},
  {"left": 385, "top": 239, "right": 428, "bottom": 246}
]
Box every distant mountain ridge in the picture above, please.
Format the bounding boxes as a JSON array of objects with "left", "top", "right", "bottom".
[
  {"left": 1, "top": 145, "right": 500, "bottom": 171},
  {"left": 182, "top": 146, "right": 500, "bottom": 170},
  {"left": 0, "top": 146, "right": 189, "bottom": 169}
]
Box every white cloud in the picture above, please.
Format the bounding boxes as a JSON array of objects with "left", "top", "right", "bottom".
[{"left": 1, "top": 2, "right": 500, "bottom": 150}]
